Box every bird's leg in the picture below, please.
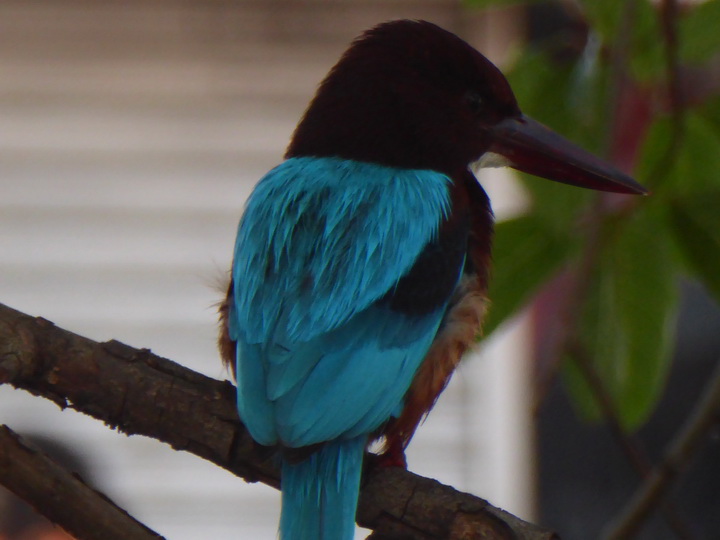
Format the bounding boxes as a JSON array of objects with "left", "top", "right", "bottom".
[{"left": 374, "top": 437, "right": 408, "bottom": 469}]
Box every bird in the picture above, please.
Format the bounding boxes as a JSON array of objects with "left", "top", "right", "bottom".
[{"left": 218, "top": 19, "right": 646, "bottom": 540}]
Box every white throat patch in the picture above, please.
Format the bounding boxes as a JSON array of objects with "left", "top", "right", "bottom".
[{"left": 471, "top": 151, "right": 512, "bottom": 173}]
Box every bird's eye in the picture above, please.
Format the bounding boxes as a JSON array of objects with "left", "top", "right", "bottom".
[{"left": 466, "top": 91, "right": 484, "bottom": 114}]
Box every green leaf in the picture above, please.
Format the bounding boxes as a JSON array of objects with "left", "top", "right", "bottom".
[
  {"left": 508, "top": 49, "right": 611, "bottom": 151},
  {"left": 519, "top": 173, "right": 595, "bottom": 234},
  {"left": 698, "top": 94, "right": 720, "bottom": 129},
  {"left": 628, "top": 0, "right": 665, "bottom": 81},
  {"left": 564, "top": 206, "right": 679, "bottom": 430},
  {"left": 679, "top": 0, "right": 720, "bottom": 64},
  {"left": 669, "top": 191, "right": 720, "bottom": 301},
  {"left": 579, "top": 1, "right": 663, "bottom": 80},
  {"left": 578, "top": 0, "right": 627, "bottom": 42},
  {"left": 483, "top": 215, "right": 574, "bottom": 336},
  {"left": 637, "top": 108, "right": 720, "bottom": 193}
]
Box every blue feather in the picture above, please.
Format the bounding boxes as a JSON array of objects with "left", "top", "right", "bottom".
[
  {"left": 280, "top": 437, "right": 365, "bottom": 540},
  {"left": 233, "top": 157, "right": 451, "bottom": 346},
  {"left": 271, "top": 305, "right": 445, "bottom": 445},
  {"left": 230, "top": 156, "right": 458, "bottom": 538}
]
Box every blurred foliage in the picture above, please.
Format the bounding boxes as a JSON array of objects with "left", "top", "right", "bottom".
[
  {"left": 678, "top": 0, "right": 720, "bottom": 64},
  {"left": 471, "top": 0, "right": 720, "bottom": 430}
]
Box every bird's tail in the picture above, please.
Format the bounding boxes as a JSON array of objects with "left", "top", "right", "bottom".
[{"left": 280, "top": 436, "right": 366, "bottom": 540}]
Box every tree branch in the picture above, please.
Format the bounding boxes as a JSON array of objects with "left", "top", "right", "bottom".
[
  {"left": 0, "top": 425, "right": 164, "bottom": 540},
  {"left": 0, "top": 302, "right": 558, "bottom": 540}
]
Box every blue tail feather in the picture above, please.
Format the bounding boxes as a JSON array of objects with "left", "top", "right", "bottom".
[{"left": 280, "top": 437, "right": 366, "bottom": 540}]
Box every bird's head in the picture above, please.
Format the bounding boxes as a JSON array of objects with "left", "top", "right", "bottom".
[{"left": 287, "top": 19, "right": 646, "bottom": 195}]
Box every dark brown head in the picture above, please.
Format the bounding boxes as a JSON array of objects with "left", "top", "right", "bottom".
[
  {"left": 286, "top": 20, "right": 520, "bottom": 176},
  {"left": 287, "top": 20, "right": 646, "bottom": 194}
]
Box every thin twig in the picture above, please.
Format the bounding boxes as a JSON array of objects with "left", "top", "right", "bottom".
[
  {"left": 535, "top": 2, "right": 695, "bottom": 535},
  {"left": 566, "top": 339, "right": 650, "bottom": 475},
  {"left": 660, "top": 0, "right": 683, "bottom": 125},
  {"left": 567, "top": 340, "right": 695, "bottom": 539},
  {"left": 554, "top": 223, "right": 694, "bottom": 539},
  {"left": 602, "top": 357, "right": 720, "bottom": 539},
  {"left": 645, "top": 0, "right": 687, "bottom": 192}
]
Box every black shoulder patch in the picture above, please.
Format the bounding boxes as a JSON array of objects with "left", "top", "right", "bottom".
[{"left": 381, "top": 211, "right": 469, "bottom": 315}]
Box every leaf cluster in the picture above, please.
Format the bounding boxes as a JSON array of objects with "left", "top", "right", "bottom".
[{"left": 472, "top": 0, "right": 720, "bottom": 429}]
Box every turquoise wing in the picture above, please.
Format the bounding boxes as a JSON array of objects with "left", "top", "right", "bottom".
[{"left": 230, "top": 157, "right": 457, "bottom": 447}]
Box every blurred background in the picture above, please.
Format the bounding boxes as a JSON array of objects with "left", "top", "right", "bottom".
[{"left": 2, "top": 1, "right": 720, "bottom": 539}]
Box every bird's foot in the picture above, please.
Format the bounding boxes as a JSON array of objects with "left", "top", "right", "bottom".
[{"left": 374, "top": 440, "right": 407, "bottom": 469}]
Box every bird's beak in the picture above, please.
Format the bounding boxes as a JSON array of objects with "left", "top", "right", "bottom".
[{"left": 486, "top": 114, "right": 648, "bottom": 195}]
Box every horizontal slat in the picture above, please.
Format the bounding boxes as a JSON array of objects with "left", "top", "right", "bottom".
[
  {"left": 1, "top": 156, "right": 266, "bottom": 211},
  {"left": 0, "top": 60, "right": 329, "bottom": 102},
  {"left": 0, "top": 207, "right": 236, "bottom": 264},
  {"left": 0, "top": 0, "right": 455, "bottom": 56},
  {"left": 0, "top": 103, "right": 296, "bottom": 153}
]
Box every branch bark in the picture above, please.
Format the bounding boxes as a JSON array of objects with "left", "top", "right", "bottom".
[
  {"left": 0, "top": 425, "right": 164, "bottom": 540},
  {"left": 0, "top": 301, "right": 558, "bottom": 540}
]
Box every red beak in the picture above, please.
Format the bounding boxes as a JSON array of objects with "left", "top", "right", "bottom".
[{"left": 488, "top": 115, "right": 648, "bottom": 195}]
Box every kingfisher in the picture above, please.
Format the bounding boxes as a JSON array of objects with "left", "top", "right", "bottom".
[{"left": 219, "top": 20, "right": 646, "bottom": 540}]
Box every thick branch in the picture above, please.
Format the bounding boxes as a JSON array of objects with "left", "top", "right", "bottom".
[
  {"left": 0, "top": 302, "right": 557, "bottom": 540},
  {"left": 0, "top": 425, "right": 164, "bottom": 540}
]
